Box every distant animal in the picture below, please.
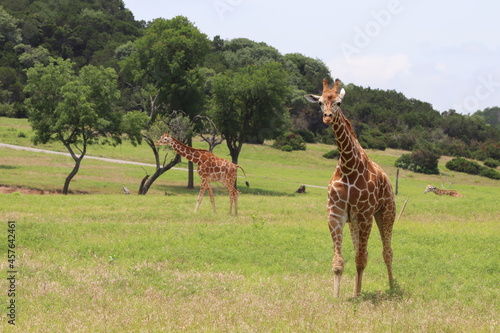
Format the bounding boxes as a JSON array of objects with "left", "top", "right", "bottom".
[
  {"left": 295, "top": 185, "right": 306, "bottom": 194},
  {"left": 424, "top": 185, "right": 463, "bottom": 197},
  {"left": 155, "top": 133, "right": 249, "bottom": 215},
  {"left": 122, "top": 186, "right": 131, "bottom": 195}
]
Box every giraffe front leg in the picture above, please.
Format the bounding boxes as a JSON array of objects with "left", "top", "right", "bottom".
[
  {"left": 195, "top": 182, "right": 208, "bottom": 212},
  {"left": 206, "top": 184, "right": 216, "bottom": 213},
  {"left": 328, "top": 209, "right": 347, "bottom": 298},
  {"left": 352, "top": 217, "right": 373, "bottom": 297}
]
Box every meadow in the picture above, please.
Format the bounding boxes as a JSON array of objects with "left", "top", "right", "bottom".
[{"left": 0, "top": 117, "right": 499, "bottom": 332}]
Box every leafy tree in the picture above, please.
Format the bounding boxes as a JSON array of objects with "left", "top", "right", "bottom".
[
  {"left": 24, "top": 57, "right": 137, "bottom": 194},
  {"left": 119, "top": 16, "right": 211, "bottom": 192},
  {"left": 210, "top": 62, "right": 290, "bottom": 164},
  {"left": 0, "top": 6, "right": 21, "bottom": 44}
]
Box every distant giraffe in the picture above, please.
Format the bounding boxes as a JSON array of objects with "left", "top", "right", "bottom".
[
  {"left": 155, "top": 133, "right": 249, "bottom": 215},
  {"left": 305, "top": 78, "right": 396, "bottom": 298},
  {"left": 424, "top": 185, "right": 463, "bottom": 197}
]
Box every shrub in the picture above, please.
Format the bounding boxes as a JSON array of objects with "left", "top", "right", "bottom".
[
  {"left": 395, "top": 148, "right": 440, "bottom": 175},
  {"left": 295, "top": 129, "right": 315, "bottom": 143},
  {"left": 272, "top": 132, "right": 306, "bottom": 151},
  {"left": 280, "top": 145, "right": 293, "bottom": 152},
  {"left": 446, "top": 157, "right": 481, "bottom": 175},
  {"left": 323, "top": 149, "right": 340, "bottom": 159},
  {"left": 479, "top": 167, "right": 500, "bottom": 180},
  {"left": 446, "top": 157, "right": 499, "bottom": 180},
  {"left": 484, "top": 158, "right": 500, "bottom": 169}
]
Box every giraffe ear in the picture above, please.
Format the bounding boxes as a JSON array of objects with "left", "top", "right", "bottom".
[
  {"left": 338, "top": 88, "right": 346, "bottom": 100},
  {"left": 304, "top": 94, "right": 321, "bottom": 103}
]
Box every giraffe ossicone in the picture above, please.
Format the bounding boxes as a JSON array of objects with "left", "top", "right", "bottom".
[
  {"left": 305, "top": 78, "right": 396, "bottom": 297},
  {"left": 155, "top": 133, "right": 249, "bottom": 215}
]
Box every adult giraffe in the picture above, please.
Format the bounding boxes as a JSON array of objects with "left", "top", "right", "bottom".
[
  {"left": 305, "top": 78, "right": 396, "bottom": 297},
  {"left": 155, "top": 133, "right": 248, "bottom": 216}
]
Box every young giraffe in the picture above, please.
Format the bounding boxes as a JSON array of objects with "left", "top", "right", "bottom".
[
  {"left": 155, "top": 133, "right": 248, "bottom": 215},
  {"left": 424, "top": 185, "right": 463, "bottom": 197},
  {"left": 305, "top": 78, "right": 396, "bottom": 297}
]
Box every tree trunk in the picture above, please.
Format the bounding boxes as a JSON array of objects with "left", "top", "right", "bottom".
[
  {"left": 138, "top": 154, "right": 181, "bottom": 195},
  {"left": 138, "top": 137, "right": 181, "bottom": 195},
  {"left": 62, "top": 143, "right": 86, "bottom": 195}
]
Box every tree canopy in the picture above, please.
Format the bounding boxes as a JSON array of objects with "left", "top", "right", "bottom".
[{"left": 24, "top": 57, "right": 139, "bottom": 194}]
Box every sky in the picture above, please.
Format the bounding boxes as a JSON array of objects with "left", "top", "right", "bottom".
[{"left": 122, "top": 0, "right": 500, "bottom": 114}]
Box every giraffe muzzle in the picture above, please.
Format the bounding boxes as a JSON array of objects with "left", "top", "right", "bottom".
[{"left": 323, "top": 113, "right": 333, "bottom": 125}]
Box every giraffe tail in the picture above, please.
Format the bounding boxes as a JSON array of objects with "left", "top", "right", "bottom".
[{"left": 237, "top": 165, "right": 250, "bottom": 187}]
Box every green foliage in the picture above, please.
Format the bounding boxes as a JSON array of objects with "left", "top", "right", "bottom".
[
  {"left": 483, "top": 158, "right": 500, "bottom": 169},
  {"left": 294, "top": 129, "right": 315, "bottom": 143},
  {"left": 23, "top": 57, "right": 133, "bottom": 193},
  {"left": 120, "top": 16, "right": 210, "bottom": 117},
  {"left": 446, "top": 157, "right": 500, "bottom": 180},
  {"left": 445, "top": 157, "right": 481, "bottom": 175},
  {"left": 322, "top": 149, "right": 340, "bottom": 159},
  {"left": 395, "top": 146, "right": 440, "bottom": 175},
  {"left": 479, "top": 166, "right": 500, "bottom": 180},
  {"left": 210, "top": 62, "right": 290, "bottom": 163},
  {"left": 272, "top": 132, "right": 306, "bottom": 151}
]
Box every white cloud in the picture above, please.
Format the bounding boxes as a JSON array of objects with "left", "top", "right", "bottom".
[{"left": 328, "top": 53, "right": 412, "bottom": 86}]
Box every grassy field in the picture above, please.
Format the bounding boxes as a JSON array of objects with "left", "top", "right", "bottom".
[{"left": 0, "top": 117, "right": 499, "bottom": 332}]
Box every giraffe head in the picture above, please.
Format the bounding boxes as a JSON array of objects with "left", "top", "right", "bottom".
[
  {"left": 304, "top": 78, "right": 346, "bottom": 125},
  {"left": 424, "top": 184, "right": 436, "bottom": 194},
  {"left": 155, "top": 133, "right": 174, "bottom": 146}
]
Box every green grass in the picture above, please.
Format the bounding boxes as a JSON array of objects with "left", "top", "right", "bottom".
[{"left": 0, "top": 117, "right": 499, "bottom": 332}]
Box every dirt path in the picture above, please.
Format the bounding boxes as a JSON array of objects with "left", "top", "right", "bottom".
[
  {"left": 0, "top": 143, "right": 186, "bottom": 170},
  {"left": 0, "top": 143, "right": 328, "bottom": 191}
]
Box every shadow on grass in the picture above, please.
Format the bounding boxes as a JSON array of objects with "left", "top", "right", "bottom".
[
  {"left": 0, "top": 165, "right": 19, "bottom": 170},
  {"left": 348, "top": 280, "right": 408, "bottom": 307},
  {"left": 157, "top": 184, "right": 295, "bottom": 197}
]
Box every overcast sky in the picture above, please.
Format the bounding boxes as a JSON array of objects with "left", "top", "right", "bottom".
[{"left": 122, "top": 0, "right": 500, "bottom": 114}]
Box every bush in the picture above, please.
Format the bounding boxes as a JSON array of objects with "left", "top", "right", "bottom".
[
  {"left": 446, "top": 157, "right": 481, "bottom": 174},
  {"left": 395, "top": 148, "right": 440, "bottom": 175},
  {"left": 280, "top": 145, "right": 293, "bottom": 152},
  {"left": 484, "top": 158, "right": 500, "bottom": 169},
  {"left": 323, "top": 149, "right": 340, "bottom": 159},
  {"left": 446, "top": 157, "right": 500, "bottom": 180},
  {"left": 272, "top": 132, "right": 306, "bottom": 151},
  {"left": 295, "top": 129, "right": 315, "bottom": 143},
  {"left": 479, "top": 167, "right": 500, "bottom": 180}
]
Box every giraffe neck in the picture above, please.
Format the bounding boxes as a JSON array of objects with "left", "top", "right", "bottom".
[
  {"left": 168, "top": 137, "right": 202, "bottom": 165},
  {"left": 331, "top": 108, "right": 368, "bottom": 175}
]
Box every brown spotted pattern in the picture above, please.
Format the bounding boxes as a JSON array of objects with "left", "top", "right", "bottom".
[
  {"left": 155, "top": 133, "right": 247, "bottom": 215},
  {"left": 305, "top": 79, "right": 396, "bottom": 297}
]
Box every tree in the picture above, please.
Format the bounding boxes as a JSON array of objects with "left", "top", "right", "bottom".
[
  {"left": 119, "top": 16, "right": 211, "bottom": 192},
  {"left": 24, "top": 57, "right": 136, "bottom": 194},
  {"left": 211, "top": 62, "right": 290, "bottom": 164}
]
